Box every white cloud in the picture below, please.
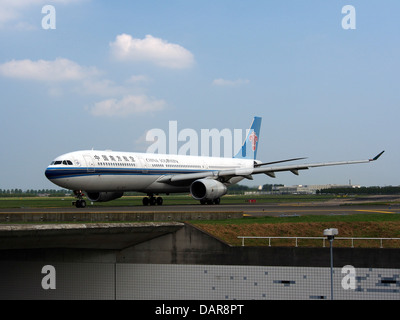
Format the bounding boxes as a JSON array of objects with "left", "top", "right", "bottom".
[
  {"left": 89, "top": 95, "right": 166, "bottom": 117},
  {"left": 110, "top": 34, "right": 194, "bottom": 69},
  {"left": 0, "top": 0, "right": 39, "bottom": 25},
  {"left": 80, "top": 79, "right": 129, "bottom": 97},
  {"left": 126, "top": 74, "right": 152, "bottom": 84},
  {"left": 0, "top": 58, "right": 135, "bottom": 97},
  {"left": 0, "top": 58, "right": 100, "bottom": 82},
  {"left": 0, "top": 58, "right": 165, "bottom": 117},
  {"left": 212, "top": 78, "right": 250, "bottom": 87}
]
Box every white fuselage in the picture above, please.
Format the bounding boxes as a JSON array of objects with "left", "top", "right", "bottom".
[{"left": 45, "top": 150, "right": 254, "bottom": 193}]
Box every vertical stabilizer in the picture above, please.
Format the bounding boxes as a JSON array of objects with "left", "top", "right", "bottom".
[{"left": 234, "top": 116, "right": 262, "bottom": 160}]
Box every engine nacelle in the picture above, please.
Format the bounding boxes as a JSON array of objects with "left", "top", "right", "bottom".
[
  {"left": 86, "top": 192, "right": 124, "bottom": 202},
  {"left": 190, "top": 179, "right": 227, "bottom": 201}
]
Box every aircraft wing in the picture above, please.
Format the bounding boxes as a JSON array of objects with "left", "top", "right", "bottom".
[{"left": 158, "top": 151, "right": 384, "bottom": 185}]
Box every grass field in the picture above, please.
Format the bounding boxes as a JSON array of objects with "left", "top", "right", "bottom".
[{"left": 190, "top": 214, "right": 400, "bottom": 248}]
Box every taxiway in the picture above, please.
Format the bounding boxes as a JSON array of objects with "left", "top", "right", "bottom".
[{"left": 0, "top": 201, "right": 398, "bottom": 223}]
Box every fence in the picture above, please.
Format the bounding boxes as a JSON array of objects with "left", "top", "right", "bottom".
[{"left": 238, "top": 236, "right": 400, "bottom": 248}]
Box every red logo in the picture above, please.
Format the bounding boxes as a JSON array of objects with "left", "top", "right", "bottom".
[{"left": 249, "top": 132, "right": 258, "bottom": 151}]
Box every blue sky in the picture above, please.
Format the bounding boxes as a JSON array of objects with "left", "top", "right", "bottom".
[{"left": 0, "top": 0, "right": 399, "bottom": 190}]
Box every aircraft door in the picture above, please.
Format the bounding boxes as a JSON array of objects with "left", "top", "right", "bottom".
[
  {"left": 83, "top": 155, "right": 95, "bottom": 172},
  {"left": 137, "top": 156, "right": 148, "bottom": 173}
]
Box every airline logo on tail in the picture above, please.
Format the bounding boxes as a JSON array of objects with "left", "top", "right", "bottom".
[{"left": 249, "top": 131, "right": 258, "bottom": 151}]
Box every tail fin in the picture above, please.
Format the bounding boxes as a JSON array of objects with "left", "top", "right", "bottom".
[{"left": 234, "top": 116, "right": 262, "bottom": 160}]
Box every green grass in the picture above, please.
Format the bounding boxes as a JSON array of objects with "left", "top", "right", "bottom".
[
  {"left": 190, "top": 214, "right": 400, "bottom": 247},
  {"left": 0, "top": 197, "right": 76, "bottom": 208},
  {"left": 191, "top": 213, "right": 400, "bottom": 225}
]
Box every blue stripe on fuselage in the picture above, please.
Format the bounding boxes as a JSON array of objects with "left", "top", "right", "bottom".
[{"left": 45, "top": 167, "right": 206, "bottom": 180}]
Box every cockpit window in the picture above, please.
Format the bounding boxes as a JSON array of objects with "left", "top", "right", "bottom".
[{"left": 51, "top": 160, "right": 73, "bottom": 165}]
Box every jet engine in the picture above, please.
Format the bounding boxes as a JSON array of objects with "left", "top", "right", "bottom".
[
  {"left": 86, "top": 191, "right": 124, "bottom": 202},
  {"left": 190, "top": 179, "right": 227, "bottom": 201}
]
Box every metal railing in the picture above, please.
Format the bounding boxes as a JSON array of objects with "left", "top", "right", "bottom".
[{"left": 238, "top": 236, "right": 400, "bottom": 248}]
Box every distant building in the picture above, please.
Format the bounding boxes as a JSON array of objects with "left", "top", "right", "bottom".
[{"left": 244, "top": 184, "right": 361, "bottom": 195}]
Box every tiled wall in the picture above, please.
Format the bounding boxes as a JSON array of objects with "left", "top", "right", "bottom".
[
  {"left": 1, "top": 262, "right": 398, "bottom": 299},
  {"left": 117, "top": 264, "right": 399, "bottom": 300}
]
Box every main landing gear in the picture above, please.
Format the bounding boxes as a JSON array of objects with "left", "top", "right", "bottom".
[
  {"left": 200, "top": 198, "right": 221, "bottom": 205},
  {"left": 72, "top": 190, "right": 86, "bottom": 208},
  {"left": 142, "top": 194, "right": 163, "bottom": 206}
]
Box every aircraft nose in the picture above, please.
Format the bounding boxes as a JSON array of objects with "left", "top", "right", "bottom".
[{"left": 44, "top": 167, "right": 53, "bottom": 180}]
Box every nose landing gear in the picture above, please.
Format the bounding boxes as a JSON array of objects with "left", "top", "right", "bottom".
[{"left": 72, "top": 190, "right": 86, "bottom": 208}]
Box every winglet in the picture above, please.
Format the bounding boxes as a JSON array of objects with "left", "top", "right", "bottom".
[{"left": 371, "top": 150, "right": 385, "bottom": 161}]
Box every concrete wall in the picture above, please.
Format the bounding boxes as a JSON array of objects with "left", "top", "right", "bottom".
[{"left": 122, "top": 224, "right": 400, "bottom": 269}]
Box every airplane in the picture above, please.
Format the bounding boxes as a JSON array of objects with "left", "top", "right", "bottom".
[{"left": 44, "top": 117, "right": 384, "bottom": 208}]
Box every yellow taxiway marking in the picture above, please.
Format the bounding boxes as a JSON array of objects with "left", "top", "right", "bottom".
[{"left": 355, "top": 209, "right": 395, "bottom": 214}]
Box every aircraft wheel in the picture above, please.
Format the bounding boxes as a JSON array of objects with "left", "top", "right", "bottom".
[
  {"left": 142, "top": 197, "right": 149, "bottom": 206},
  {"left": 149, "top": 197, "right": 156, "bottom": 206},
  {"left": 75, "top": 200, "right": 86, "bottom": 208},
  {"left": 156, "top": 197, "right": 163, "bottom": 205},
  {"left": 213, "top": 198, "right": 220, "bottom": 205}
]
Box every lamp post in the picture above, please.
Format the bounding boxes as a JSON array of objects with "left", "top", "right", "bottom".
[{"left": 323, "top": 228, "right": 338, "bottom": 300}]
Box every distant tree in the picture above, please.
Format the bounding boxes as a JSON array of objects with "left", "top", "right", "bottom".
[{"left": 319, "top": 186, "right": 400, "bottom": 195}]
